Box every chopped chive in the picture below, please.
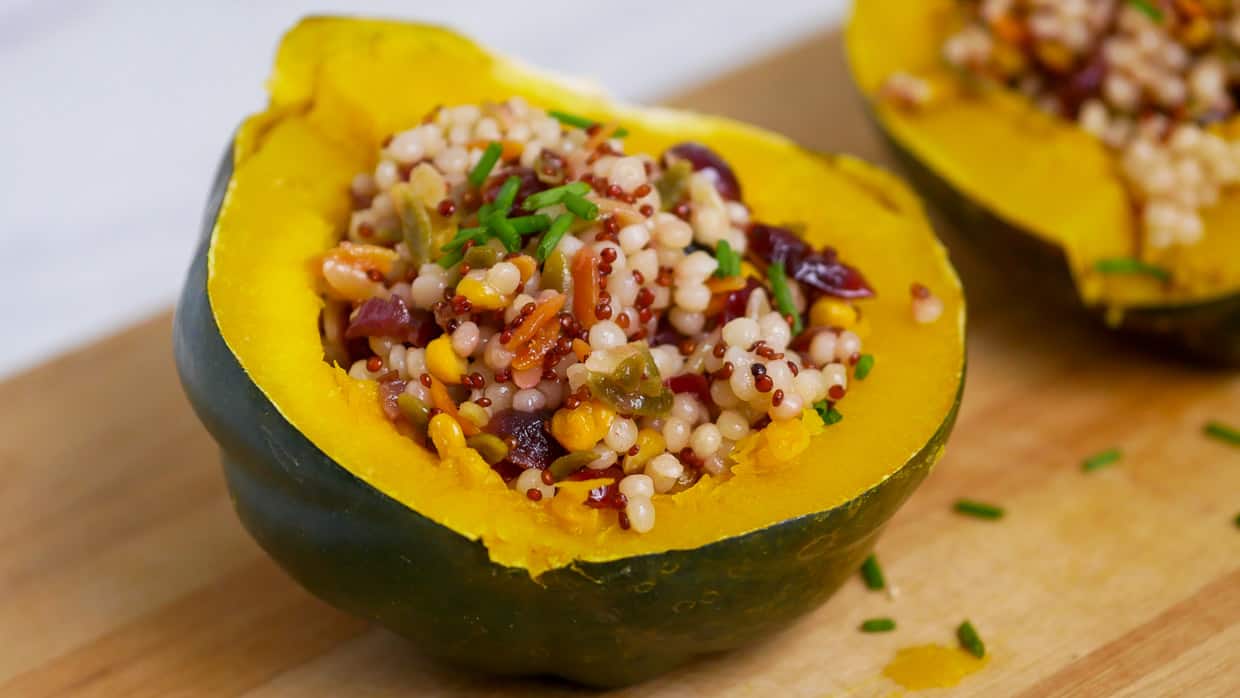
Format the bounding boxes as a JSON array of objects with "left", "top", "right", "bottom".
[
  {"left": 813, "top": 400, "right": 843, "bottom": 426},
  {"left": 1094, "top": 257, "right": 1171, "bottom": 282},
  {"left": 548, "top": 109, "right": 629, "bottom": 138},
  {"left": 860, "top": 618, "right": 896, "bottom": 633},
  {"left": 767, "top": 261, "right": 803, "bottom": 334},
  {"left": 855, "top": 354, "right": 875, "bottom": 380},
  {"left": 509, "top": 214, "right": 552, "bottom": 236},
  {"left": 953, "top": 499, "right": 1004, "bottom": 520},
  {"left": 492, "top": 175, "right": 522, "bottom": 215},
  {"left": 440, "top": 226, "right": 488, "bottom": 253},
  {"left": 714, "top": 239, "right": 740, "bottom": 277},
  {"left": 1082, "top": 447, "right": 1122, "bottom": 472},
  {"left": 563, "top": 192, "right": 598, "bottom": 221},
  {"left": 536, "top": 214, "right": 576, "bottom": 262},
  {"left": 484, "top": 213, "right": 521, "bottom": 252},
  {"left": 436, "top": 246, "right": 466, "bottom": 269},
  {"left": 957, "top": 620, "right": 985, "bottom": 658},
  {"left": 468, "top": 141, "right": 503, "bottom": 188},
  {"left": 1204, "top": 421, "right": 1240, "bottom": 446},
  {"left": 1126, "top": 0, "right": 1163, "bottom": 22},
  {"left": 860, "top": 554, "right": 885, "bottom": 590},
  {"left": 1234, "top": 512, "right": 1240, "bottom": 529},
  {"left": 521, "top": 181, "right": 590, "bottom": 211}
]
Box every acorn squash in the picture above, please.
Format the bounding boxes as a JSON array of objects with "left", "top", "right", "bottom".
[
  {"left": 846, "top": 1, "right": 1240, "bottom": 364},
  {"left": 174, "top": 17, "right": 965, "bottom": 686}
]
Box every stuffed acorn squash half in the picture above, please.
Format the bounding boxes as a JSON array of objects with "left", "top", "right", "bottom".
[
  {"left": 847, "top": 1, "right": 1240, "bottom": 364},
  {"left": 174, "top": 17, "right": 965, "bottom": 687}
]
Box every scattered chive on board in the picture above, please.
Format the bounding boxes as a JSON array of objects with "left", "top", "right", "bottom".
[
  {"left": 957, "top": 620, "right": 986, "bottom": 658},
  {"left": 953, "top": 499, "right": 1004, "bottom": 520},
  {"left": 767, "top": 261, "right": 803, "bottom": 334},
  {"left": 854, "top": 354, "right": 875, "bottom": 380},
  {"left": 860, "top": 618, "right": 896, "bottom": 633},
  {"left": 1094, "top": 257, "right": 1171, "bottom": 282},
  {"left": 1234, "top": 511, "right": 1239, "bottom": 529},
  {"left": 547, "top": 109, "right": 630, "bottom": 138},
  {"left": 1204, "top": 421, "right": 1240, "bottom": 446},
  {"left": 467, "top": 141, "right": 502, "bottom": 187},
  {"left": 1082, "top": 447, "right": 1122, "bottom": 472},
  {"left": 860, "top": 554, "right": 885, "bottom": 590}
]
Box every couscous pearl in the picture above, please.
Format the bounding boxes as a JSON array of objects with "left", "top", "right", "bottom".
[
  {"left": 629, "top": 249, "right": 659, "bottom": 281},
  {"left": 692, "top": 206, "right": 730, "bottom": 244},
  {"left": 677, "top": 251, "right": 718, "bottom": 282},
  {"left": 836, "top": 330, "right": 862, "bottom": 361},
  {"left": 670, "top": 308, "right": 706, "bottom": 336},
  {"left": 506, "top": 294, "right": 536, "bottom": 322},
  {"left": 617, "top": 224, "right": 651, "bottom": 254},
  {"left": 434, "top": 145, "right": 470, "bottom": 175},
  {"left": 484, "top": 383, "right": 514, "bottom": 410},
  {"left": 484, "top": 337, "right": 514, "bottom": 370},
  {"left": 824, "top": 362, "right": 848, "bottom": 389},
  {"left": 516, "top": 467, "right": 556, "bottom": 500},
  {"left": 451, "top": 321, "right": 481, "bottom": 357},
  {"left": 587, "top": 445, "right": 618, "bottom": 470},
  {"left": 349, "top": 359, "right": 381, "bottom": 381},
  {"left": 722, "top": 317, "right": 760, "bottom": 348},
  {"left": 610, "top": 156, "right": 647, "bottom": 192},
  {"left": 769, "top": 392, "right": 804, "bottom": 421},
  {"left": 626, "top": 497, "right": 656, "bottom": 533},
  {"left": 690, "top": 423, "right": 723, "bottom": 458},
  {"left": 702, "top": 454, "right": 728, "bottom": 476},
  {"left": 388, "top": 131, "right": 425, "bottom": 164},
  {"left": 486, "top": 262, "right": 522, "bottom": 296},
  {"left": 716, "top": 410, "right": 750, "bottom": 441},
  {"left": 389, "top": 345, "right": 408, "bottom": 378},
  {"left": 674, "top": 284, "right": 711, "bottom": 313},
  {"left": 512, "top": 388, "right": 547, "bottom": 413},
  {"left": 368, "top": 335, "right": 396, "bottom": 358},
  {"left": 605, "top": 417, "right": 639, "bottom": 453},
  {"left": 374, "top": 160, "right": 399, "bottom": 189},
  {"left": 794, "top": 369, "right": 825, "bottom": 403},
  {"left": 618, "top": 474, "right": 655, "bottom": 500},
  {"left": 759, "top": 312, "right": 792, "bottom": 350},
  {"left": 654, "top": 213, "right": 694, "bottom": 248},
  {"left": 588, "top": 321, "right": 627, "bottom": 351},
  {"left": 710, "top": 380, "right": 740, "bottom": 408},
  {"left": 809, "top": 331, "right": 837, "bottom": 366},
  {"left": 662, "top": 418, "right": 692, "bottom": 453},
  {"left": 913, "top": 296, "right": 945, "bottom": 324},
  {"left": 671, "top": 394, "right": 701, "bottom": 423},
  {"left": 448, "top": 123, "right": 471, "bottom": 145},
  {"left": 474, "top": 117, "right": 501, "bottom": 141},
  {"left": 651, "top": 345, "right": 685, "bottom": 377},
  {"left": 513, "top": 366, "right": 543, "bottom": 390},
  {"left": 646, "top": 453, "right": 684, "bottom": 493},
  {"left": 730, "top": 368, "right": 758, "bottom": 401}
]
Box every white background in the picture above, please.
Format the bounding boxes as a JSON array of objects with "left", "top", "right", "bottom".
[{"left": 0, "top": 0, "right": 847, "bottom": 378}]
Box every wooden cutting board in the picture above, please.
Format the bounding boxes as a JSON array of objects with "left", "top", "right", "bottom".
[{"left": 3, "top": 30, "right": 1237, "bottom": 698}]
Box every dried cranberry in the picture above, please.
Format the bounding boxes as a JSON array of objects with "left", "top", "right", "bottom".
[
  {"left": 569, "top": 465, "right": 626, "bottom": 509},
  {"left": 486, "top": 409, "right": 565, "bottom": 480},
  {"left": 1056, "top": 52, "right": 1106, "bottom": 117},
  {"left": 663, "top": 142, "right": 742, "bottom": 201},
  {"left": 667, "top": 373, "right": 711, "bottom": 405},
  {"left": 376, "top": 375, "right": 407, "bottom": 422},
  {"left": 747, "top": 224, "right": 874, "bottom": 300},
  {"left": 346, "top": 296, "right": 443, "bottom": 347},
  {"left": 718, "top": 277, "right": 765, "bottom": 324}
]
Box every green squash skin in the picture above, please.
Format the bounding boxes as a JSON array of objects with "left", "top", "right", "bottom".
[
  {"left": 173, "top": 147, "right": 961, "bottom": 688},
  {"left": 862, "top": 109, "right": 1240, "bottom": 366}
]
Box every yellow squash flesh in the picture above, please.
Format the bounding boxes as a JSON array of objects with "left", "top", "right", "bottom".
[
  {"left": 209, "top": 17, "right": 965, "bottom": 576},
  {"left": 846, "top": 0, "right": 1240, "bottom": 311}
]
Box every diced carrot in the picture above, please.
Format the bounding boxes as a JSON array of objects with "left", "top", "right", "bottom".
[
  {"left": 572, "top": 338, "right": 591, "bottom": 362},
  {"left": 706, "top": 275, "right": 748, "bottom": 295},
  {"left": 584, "top": 122, "right": 619, "bottom": 152},
  {"left": 512, "top": 320, "right": 561, "bottom": 370},
  {"left": 990, "top": 15, "right": 1027, "bottom": 45},
  {"left": 510, "top": 254, "right": 537, "bottom": 282},
  {"left": 571, "top": 247, "right": 600, "bottom": 329},
  {"left": 428, "top": 375, "right": 479, "bottom": 436},
  {"left": 505, "top": 292, "right": 566, "bottom": 350}
]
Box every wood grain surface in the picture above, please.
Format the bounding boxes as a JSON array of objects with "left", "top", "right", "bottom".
[{"left": 3, "top": 30, "right": 1237, "bottom": 697}]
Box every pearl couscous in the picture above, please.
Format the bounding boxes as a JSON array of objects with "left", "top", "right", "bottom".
[
  {"left": 317, "top": 98, "right": 882, "bottom": 533},
  {"left": 884, "top": 0, "right": 1240, "bottom": 251}
]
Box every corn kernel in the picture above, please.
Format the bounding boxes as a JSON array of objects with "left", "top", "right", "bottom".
[
  {"left": 624, "top": 428, "right": 666, "bottom": 473},
  {"left": 428, "top": 413, "right": 466, "bottom": 453},
  {"left": 457, "top": 401, "right": 490, "bottom": 429},
  {"left": 550, "top": 400, "right": 616, "bottom": 451},
  {"left": 426, "top": 335, "right": 467, "bottom": 384},
  {"left": 809, "top": 298, "right": 858, "bottom": 329},
  {"left": 510, "top": 254, "right": 537, "bottom": 282},
  {"left": 456, "top": 275, "right": 507, "bottom": 310}
]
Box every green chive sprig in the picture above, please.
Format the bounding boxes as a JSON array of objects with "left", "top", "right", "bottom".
[
  {"left": 957, "top": 620, "right": 985, "bottom": 658},
  {"left": 1082, "top": 447, "right": 1122, "bottom": 472},
  {"left": 860, "top": 554, "right": 885, "bottom": 590},
  {"left": 485, "top": 212, "right": 521, "bottom": 252},
  {"left": 1126, "top": 0, "right": 1163, "bottom": 22},
  {"left": 440, "top": 226, "right": 488, "bottom": 253},
  {"left": 953, "top": 499, "right": 1004, "bottom": 520},
  {"left": 767, "top": 261, "right": 803, "bottom": 334},
  {"left": 813, "top": 401, "right": 842, "bottom": 426},
  {"left": 563, "top": 192, "right": 598, "bottom": 221},
  {"left": 509, "top": 214, "right": 552, "bottom": 236},
  {"left": 860, "top": 618, "right": 896, "bottom": 633},
  {"left": 548, "top": 109, "right": 629, "bottom": 138},
  {"left": 468, "top": 141, "right": 503, "bottom": 187},
  {"left": 855, "top": 354, "right": 875, "bottom": 380},
  {"left": 714, "top": 239, "right": 741, "bottom": 277},
  {"left": 1094, "top": 257, "right": 1171, "bottom": 282},
  {"left": 1204, "top": 421, "right": 1240, "bottom": 446},
  {"left": 521, "top": 181, "right": 590, "bottom": 211},
  {"left": 536, "top": 214, "right": 575, "bottom": 262}
]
